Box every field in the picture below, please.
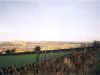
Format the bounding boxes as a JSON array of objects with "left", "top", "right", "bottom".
[
  {"left": 0, "top": 50, "right": 100, "bottom": 75},
  {"left": 0, "top": 52, "right": 69, "bottom": 67}
]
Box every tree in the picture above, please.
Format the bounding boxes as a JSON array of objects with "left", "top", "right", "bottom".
[
  {"left": 11, "top": 48, "right": 16, "bottom": 53},
  {"left": 5, "top": 48, "right": 16, "bottom": 54},
  {"left": 34, "top": 46, "right": 41, "bottom": 63},
  {"left": 34, "top": 46, "right": 40, "bottom": 52},
  {"left": 5, "top": 50, "right": 11, "bottom": 54},
  {"left": 92, "top": 41, "right": 100, "bottom": 50}
]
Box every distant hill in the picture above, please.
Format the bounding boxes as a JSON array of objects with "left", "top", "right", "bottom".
[{"left": 0, "top": 41, "right": 86, "bottom": 53}]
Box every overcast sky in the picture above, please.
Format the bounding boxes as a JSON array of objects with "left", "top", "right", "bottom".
[{"left": 0, "top": 0, "right": 100, "bottom": 41}]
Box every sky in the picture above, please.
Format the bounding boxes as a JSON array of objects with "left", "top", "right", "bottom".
[{"left": 0, "top": 0, "right": 100, "bottom": 41}]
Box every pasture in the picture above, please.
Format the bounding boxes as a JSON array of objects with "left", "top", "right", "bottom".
[
  {"left": 0, "top": 52, "right": 69, "bottom": 67},
  {"left": 0, "top": 50, "right": 100, "bottom": 75}
]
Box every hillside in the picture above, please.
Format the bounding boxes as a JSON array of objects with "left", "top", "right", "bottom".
[{"left": 0, "top": 41, "right": 83, "bottom": 53}]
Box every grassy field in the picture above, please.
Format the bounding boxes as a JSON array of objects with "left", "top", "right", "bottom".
[
  {"left": 0, "top": 50, "right": 100, "bottom": 72},
  {"left": 0, "top": 52, "right": 69, "bottom": 67}
]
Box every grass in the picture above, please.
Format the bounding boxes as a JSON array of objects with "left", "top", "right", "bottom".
[
  {"left": 0, "top": 52, "right": 69, "bottom": 67},
  {"left": 0, "top": 54, "right": 37, "bottom": 67},
  {"left": 91, "top": 51, "right": 100, "bottom": 75},
  {"left": 0, "top": 50, "right": 99, "bottom": 69},
  {"left": 95, "top": 51, "right": 100, "bottom": 60}
]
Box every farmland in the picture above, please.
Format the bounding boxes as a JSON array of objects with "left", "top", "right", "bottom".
[
  {"left": 0, "top": 48, "right": 100, "bottom": 75},
  {"left": 0, "top": 51, "right": 69, "bottom": 67},
  {"left": 0, "top": 41, "right": 82, "bottom": 53}
]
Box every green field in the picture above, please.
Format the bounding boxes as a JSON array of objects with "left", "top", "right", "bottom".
[
  {"left": 0, "top": 52, "right": 69, "bottom": 67},
  {"left": 0, "top": 50, "right": 100, "bottom": 72}
]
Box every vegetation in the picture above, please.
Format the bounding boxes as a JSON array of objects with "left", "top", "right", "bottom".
[
  {"left": 0, "top": 52, "right": 68, "bottom": 67},
  {"left": 34, "top": 46, "right": 41, "bottom": 62},
  {"left": 5, "top": 48, "right": 16, "bottom": 54}
]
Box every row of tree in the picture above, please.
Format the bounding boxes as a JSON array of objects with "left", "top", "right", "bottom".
[
  {"left": 5, "top": 48, "right": 16, "bottom": 54},
  {"left": 92, "top": 40, "right": 100, "bottom": 49}
]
